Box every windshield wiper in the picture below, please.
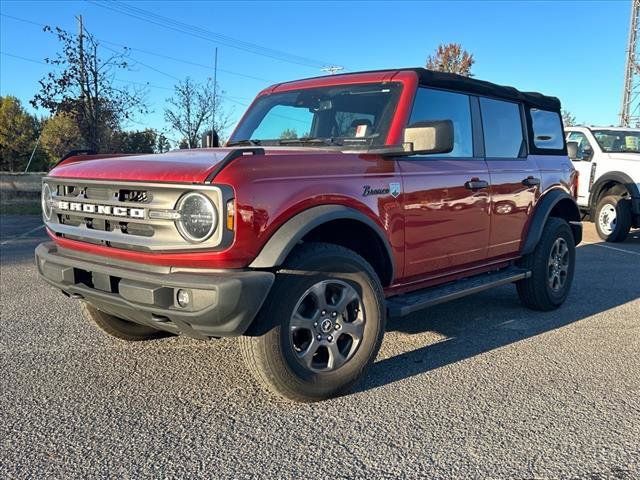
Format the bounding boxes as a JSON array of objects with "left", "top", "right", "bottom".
[
  {"left": 226, "top": 139, "right": 261, "bottom": 147},
  {"left": 278, "top": 137, "right": 343, "bottom": 146}
]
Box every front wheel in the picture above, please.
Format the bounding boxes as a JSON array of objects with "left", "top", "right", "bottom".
[
  {"left": 517, "top": 217, "right": 576, "bottom": 311},
  {"left": 594, "top": 195, "right": 632, "bottom": 242},
  {"left": 238, "top": 243, "right": 386, "bottom": 402}
]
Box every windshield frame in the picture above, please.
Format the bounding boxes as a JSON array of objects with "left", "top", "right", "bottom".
[
  {"left": 591, "top": 129, "right": 640, "bottom": 154},
  {"left": 228, "top": 81, "right": 404, "bottom": 149}
]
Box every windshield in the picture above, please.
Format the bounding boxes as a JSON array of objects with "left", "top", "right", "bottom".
[
  {"left": 592, "top": 129, "right": 640, "bottom": 153},
  {"left": 229, "top": 83, "right": 402, "bottom": 147}
]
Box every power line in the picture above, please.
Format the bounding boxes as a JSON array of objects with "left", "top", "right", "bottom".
[
  {"left": 86, "top": 0, "right": 340, "bottom": 70},
  {"left": 1, "top": 13, "right": 276, "bottom": 84},
  {"left": 0, "top": 50, "right": 253, "bottom": 105}
]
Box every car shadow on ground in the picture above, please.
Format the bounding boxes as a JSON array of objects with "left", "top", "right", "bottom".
[{"left": 357, "top": 241, "right": 640, "bottom": 394}]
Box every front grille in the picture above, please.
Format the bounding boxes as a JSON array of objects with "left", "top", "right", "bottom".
[{"left": 43, "top": 178, "right": 231, "bottom": 252}]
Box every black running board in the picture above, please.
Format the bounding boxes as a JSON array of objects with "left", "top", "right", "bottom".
[{"left": 387, "top": 267, "right": 531, "bottom": 318}]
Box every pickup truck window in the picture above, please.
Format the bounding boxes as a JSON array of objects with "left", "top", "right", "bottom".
[
  {"left": 592, "top": 129, "right": 640, "bottom": 153},
  {"left": 229, "top": 83, "right": 402, "bottom": 147},
  {"left": 480, "top": 97, "right": 524, "bottom": 158},
  {"left": 408, "top": 88, "right": 473, "bottom": 158}
]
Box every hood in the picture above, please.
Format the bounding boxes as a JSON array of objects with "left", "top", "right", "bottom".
[
  {"left": 49, "top": 148, "right": 238, "bottom": 184},
  {"left": 48, "top": 146, "right": 341, "bottom": 184},
  {"left": 605, "top": 153, "right": 640, "bottom": 182}
]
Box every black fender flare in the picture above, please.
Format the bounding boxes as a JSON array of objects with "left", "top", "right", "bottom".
[
  {"left": 249, "top": 204, "right": 395, "bottom": 279},
  {"left": 589, "top": 171, "right": 640, "bottom": 210},
  {"left": 521, "top": 189, "right": 581, "bottom": 255}
]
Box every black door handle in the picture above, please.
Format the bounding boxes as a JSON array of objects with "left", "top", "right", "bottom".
[
  {"left": 465, "top": 179, "right": 489, "bottom": 190},
  {"left": 522, "top": 176, "right": 541, "bottom": 187}
]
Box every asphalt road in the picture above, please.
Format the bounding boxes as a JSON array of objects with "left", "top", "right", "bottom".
[{"left": 1, "top": 215, "right": 639, "bottom": 479}]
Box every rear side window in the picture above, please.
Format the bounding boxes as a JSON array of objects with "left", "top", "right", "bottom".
[
  {"left": 409, "top": 88, "right": 473, "bottom": 157},
  {"left": 531, "top": 109, "right": 564, "bottom": 149},
  {"left": 480, "top": 98, "right": 524, "bottom": 158}
]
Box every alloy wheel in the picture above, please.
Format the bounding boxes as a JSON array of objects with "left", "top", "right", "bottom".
[
  {"left": 547, "top": 237, "right": 570, "bottom": 292},
  {"left": 289, "top": 280, "right": 364, "bottom": 372}
]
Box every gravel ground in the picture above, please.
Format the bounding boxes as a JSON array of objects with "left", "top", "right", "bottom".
[{"left": 1, "top": 215, "right": 639, "bottom": 479}]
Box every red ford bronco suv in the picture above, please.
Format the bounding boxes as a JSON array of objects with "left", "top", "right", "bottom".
[{"left": 36, "top": 68, "right": 582, "bottom": 402}]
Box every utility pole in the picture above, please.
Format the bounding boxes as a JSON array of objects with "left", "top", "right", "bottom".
[
  {"left": 621, "top": 0, "right": 640, "bottom": 127},
  {"left": 77, "top": 15, "right": 86, "bottom": 100},
  {"left": 321, "top": 65, "right": 344, "bottom": 75},
  {"left": 211, "top": 47, "right": 218, "bottom": 147}
]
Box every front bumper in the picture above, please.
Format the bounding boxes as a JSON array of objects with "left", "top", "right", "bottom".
[{"left": 35, "top": 242, "right": 274, "bottom": 339}]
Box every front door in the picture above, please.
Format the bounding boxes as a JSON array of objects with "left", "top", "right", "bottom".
[
  {"left": 399, "top": 87, "right": 491, "bottom": 280},
  {"left": 567, "top": 130, "right": 596, "bottom": 205}
]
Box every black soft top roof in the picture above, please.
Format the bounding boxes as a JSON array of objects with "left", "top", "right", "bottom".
[
  {"left": 411, "top": 68, "right": 560, "bottom": 111},
  {"left": 296, "top": 67, "right": 561, "bottom": 112}
]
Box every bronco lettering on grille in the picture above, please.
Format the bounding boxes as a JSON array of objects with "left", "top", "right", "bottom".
[{"left": 58, "top": 201, "right": 146, "bottom": 219}]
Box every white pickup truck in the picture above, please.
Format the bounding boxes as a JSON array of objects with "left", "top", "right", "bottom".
[{"left": 565, "top": 126, "right": 640, "bottom": 242}]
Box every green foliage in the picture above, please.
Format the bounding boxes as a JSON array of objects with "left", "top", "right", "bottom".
[
  {"left": 156, "top": 133, "right": 171, "bottom": 153},
  {"left": 40, "top": 112, "right": 84, "bottom": 165},
  {"left": 0, "top": 96, "right": 38, "bottom": 171},
  {"left": 107, "top": 129, "right": 158, "bottom": 154}
]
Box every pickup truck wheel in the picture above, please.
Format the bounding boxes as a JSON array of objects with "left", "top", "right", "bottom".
[
  {"left": 516, "top": 217, "right": 575, "bottom": 311},
  {"left": 239, "top": 243, "right": 385, "bottom": 402},
  {"left": 81, "top": 303, "right": 163, "bottom": 341},
  {"left": 594, "top": 195, "right": 632, "bottom": 242}
]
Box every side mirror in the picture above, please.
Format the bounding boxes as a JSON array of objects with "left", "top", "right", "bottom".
[
  {"left": 567, "top": 141, "right": 579, "bottom": 160},
  {"left": 403, "top": 120, "right": 454, "bottom": 155}
]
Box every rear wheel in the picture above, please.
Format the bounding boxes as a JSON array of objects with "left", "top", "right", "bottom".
[
  {"left": 517, "top": 217, "right": 576, "bottom": 311},
  {"left": 81, "top": 303, "right": 163, "bottom": 341},
  {"left": 239, "top": 243, "right": 385, "bottom": 402},
  {"left": 594, "top": 195, "right": 632, "bottom": 242}
]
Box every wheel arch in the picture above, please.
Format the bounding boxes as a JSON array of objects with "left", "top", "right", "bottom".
[
  {"left": 589, "top": 171, "right": 640, "bottom": 212},
  {"left": 521, "top": 189, "right": 582, "bottom": 255},
  {"left": 249, "top": 205, "right": 395, "bottom": 286}
]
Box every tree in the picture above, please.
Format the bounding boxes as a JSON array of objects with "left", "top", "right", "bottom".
[
  {"left": 107, "top": 129, "right": 157, "bottom": 154},
  {"left": 31, "top": 23, "right": 148, "bottom": 152},
  {"left": 0, "top": 96, "right": 38, "bottom": 171},
  {"left": 164, "top": 77, "right": 232, "bottom": 148},
  {"left": 40, "top": 112, "right": 84, "bottom": 164},
  {"left": 426, "top": 43, "right": 475, "bottom": 77},
  {"left": 561, "top": 109, "right": 576, "bottom": 128},
  {"left": 156, "top": 133, "right": 171, "bottom": 153},
  {"left": 279, "top": 128, "right": 298, "bottom": 140}
]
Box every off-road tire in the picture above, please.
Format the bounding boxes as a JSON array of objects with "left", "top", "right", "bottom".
[
  {"left": 594, "top": 195, "right": 632, "bottom": 242},
  {"left": 81, "top": 302, "right": 163, "bottom": 341},
  {"left": 517, "top": 217, "right": 575, "bottom": 311},
  {"left": 238, "top": 242, "right": 386, "bottom": 402}
]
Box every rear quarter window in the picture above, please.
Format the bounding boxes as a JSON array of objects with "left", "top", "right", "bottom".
[{"left": 530, "top": 109, "right": 564, "bottom": 149}]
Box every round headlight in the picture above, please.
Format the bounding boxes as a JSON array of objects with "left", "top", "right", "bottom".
[
  {"left": 175, "top": 192, "right": 217, "bottom": 243},
  {"left": 42, "top": 183, "right": 53, "bottom": 220}
]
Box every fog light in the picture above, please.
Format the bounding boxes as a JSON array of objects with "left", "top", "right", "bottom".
[{"left": 176, "top": 289, "right": 191, "bottom": 308}]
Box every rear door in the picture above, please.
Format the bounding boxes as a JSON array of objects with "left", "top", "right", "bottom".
[
  {"left": 480, "top": 97, "right": 541, "bottom": 258},
  {"left": 398, "top": 87, "right": 491, "bottom": 279}
]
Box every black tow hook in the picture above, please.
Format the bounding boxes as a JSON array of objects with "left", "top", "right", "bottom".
[{"left": 62, "top": 291, "right": 84, "bottom": 300}]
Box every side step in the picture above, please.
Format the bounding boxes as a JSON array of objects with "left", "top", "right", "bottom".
[{"left": 387, "top": 267, "right": 531, "bottom": 318}]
